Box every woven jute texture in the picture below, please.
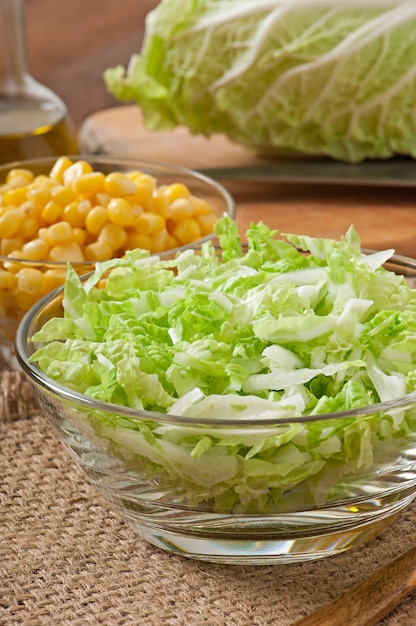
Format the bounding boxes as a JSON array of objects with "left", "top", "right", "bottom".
[{"left": 2, "top": 369, "right": 416, "bottom": 626}]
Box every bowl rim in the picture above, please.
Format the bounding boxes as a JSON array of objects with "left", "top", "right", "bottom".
[
  {"left": 14, "top": 247, "right": 416, "bottom": 427},
  {"left": 0, "top": 154, "right": 236, "bottom": 263}
]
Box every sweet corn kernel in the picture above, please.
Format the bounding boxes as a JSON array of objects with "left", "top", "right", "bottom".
[
  {"left": 49, "top": 157, "right": 74, "bottom": 182},
  {"left": 41, "top": 200, "right": 62, "bottom": 224},
  {"left": 135, "top": 173, "right": 156, "bottom": 191},
  {"left": 21, "top": 238, "right": 49, "bottom": 260},
  {"left": 165, "top": 182, "right": 191, "bottom": 202},
  {"left": 46, "top": 221, "right": 73, "bottom": 245},
  {"left": 125, "top": 170, "right": 143, "bottom": 180},
  {"left": 128, "top": 174, "right": 156, "bottom": 209},
  {"left": 1, "top": 237, "right": 24, "bottom": 256},
  {"left": 50, "top": 184, "right": 76, "bottom": 207},
  {"left": 27, "top": 186, "right": 50, "bottom": 209},
  {"left": 17, "top": 267, "right": 44, "bottom": 295},
  {"left": 134, "top": 212, "right": 165, "bottom": 235},
  {"left": 63, "top": 160, "right": 93, "bottom": 186},
  {"left": 49, "top": 241, "right": 85, "bottom": 263},
  {"left": 0, "top": 183, "right": 12, "bottom": 197},
  {"left": 152, "top": 192, "right": 172, "bottom": 219},
  {"left": 130, "top": 203, "right": 144, "bottom": 219},
  {"left": 31, "top": 175, "right": 57, "bottom": 189},
  {"left": 6, "top": 168, "right": 34, "bottom": 185},
  {"left": 73, "top": 172, "right": 106, "bottom": 196},
  {"left": 197, "top": 213, "right": 218, "bottom": 236},
  {"left": 168, "top": 198, "right": 194, "bottom": 221},
  {"left": 190, "top": 195, "right": 215, "bottom": 216},
  {"left": 15, "top": 289, "right": 39, "bottom": 311},
  {"left": 19, "top": 217, "right": 39, "bottom": 241},
  {"left": 165, "top": 233, "right": 180, "bottom": 250},
  {"left": 104, "top": 172, "right": 137, "bottom": 197},
  {"left": 72, "top": 227, "right": 88, "bottom": 247},
  {"left": 172, "top": 218, "right": 202, "bottom": 245},
  {"left": 38, "top": 227, "right": 48, "bottom": 244},
  {"left": 0, "top": 269, "right": 17, "bottom": 290},
  {"left": 150, "top": 228, "right": 168, "bottom": 253},
  {"left": 63, "top": 200, "right": 91, "bottom": 228},
  {"left": 0, "top": 208, "right": 25, "bottom": 238},
  {"left": 23, "top": 201, "right": 44, "bottom": 223},
  {"left": 85, "top": 206, "right": 109, "bottom": 235},
  {"left": 84, "top": 240, "right": 114, "bottom": 262},
  {"left": 124, "top": 232, "right": 152, "bottom": 252},
  {"left": 126, "top": 186, "right": 153, "bottom": 211},
  {"left": 98, "top": 222, "right": 127, "bottom": 251},
  {"left": 40, "top": 269, "right": 68, "bottom": 296},
  {"left": 2, "top": 186, "right": 28, "bottom": 206},
  {"left": 107, "top": 198, "right": 136, "bottom": 226},
  {"left": 96, "top": 192, "right": 111, "bottom": 207}
]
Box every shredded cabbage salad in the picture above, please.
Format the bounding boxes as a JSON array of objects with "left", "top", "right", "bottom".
[{"left": 30, "top": 217, "right": 416, "bottom": 510}]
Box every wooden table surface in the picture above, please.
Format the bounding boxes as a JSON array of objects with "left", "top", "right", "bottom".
[{"left": 80, "top": 105, "right": 416, "bottom": 259}]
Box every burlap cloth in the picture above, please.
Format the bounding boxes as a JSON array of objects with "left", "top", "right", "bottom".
[{"left": 1, "top": 369, "right": 416, "bottom": 626}]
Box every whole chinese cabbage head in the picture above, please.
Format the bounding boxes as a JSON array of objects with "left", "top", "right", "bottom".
[{"left": 104, "top": 0, "right": 416, "bottom": 163}]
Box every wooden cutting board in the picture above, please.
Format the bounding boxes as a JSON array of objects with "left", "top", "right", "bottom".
[
  {"left": 79, "top": 105, "right": 273, "bottom": 169},
  {"left": 79, "top": 105, "right": 416, "bottom": 258}
]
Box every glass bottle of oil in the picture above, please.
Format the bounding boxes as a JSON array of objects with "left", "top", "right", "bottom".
[{"left": 0, "top": 0, "right": 78, "bottom": 164}]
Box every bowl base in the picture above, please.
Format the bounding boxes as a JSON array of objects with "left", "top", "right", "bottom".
[{"left": 127, "top": 509, "right": 401, "bottom": 565}]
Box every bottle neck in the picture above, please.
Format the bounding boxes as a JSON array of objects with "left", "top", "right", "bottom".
[{"left": 0, "top": 0, "right": 28, "bottom": 95}]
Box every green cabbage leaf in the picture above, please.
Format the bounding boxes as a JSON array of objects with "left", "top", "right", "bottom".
[{"left": 104, "top": 0, "right": 416, "bottom": 162}]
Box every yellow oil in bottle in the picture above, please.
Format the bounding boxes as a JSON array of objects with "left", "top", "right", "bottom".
[
  {"left": 0, "top": 95, "right": 78, "bottom": 164},
  {"left": 0, "top": 0, "right": 79, "bottom": 165}
]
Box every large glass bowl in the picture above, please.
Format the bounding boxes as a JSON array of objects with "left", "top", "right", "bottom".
[
  {"left": 0, "top": 155, "right": 234, "bottom": 367},
  {"left": 15, "top": 251, "right": 416, "bottom": 565}
]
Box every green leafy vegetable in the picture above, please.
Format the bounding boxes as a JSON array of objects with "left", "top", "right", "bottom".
[
  {"left": 30, "top": 217, "right": 416, "bottom": 511},
  {"left": 104, "top": 0, "right": 416, "bottom": 162}
]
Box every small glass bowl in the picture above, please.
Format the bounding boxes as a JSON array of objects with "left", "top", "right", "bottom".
[
  {"left": 15, "top": 250, "right": 416, "bottom": 565},
  {"left": 0, "top": 155, "right": 234, "bottom": 367}
]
